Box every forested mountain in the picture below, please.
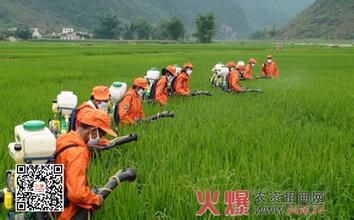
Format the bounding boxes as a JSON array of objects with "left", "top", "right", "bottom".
[
  {"left": 0, "top": 0, "right": 314, "bottom": 39},
  {"left": 280, "top": 0, "right": 353, "bottom": 39}
]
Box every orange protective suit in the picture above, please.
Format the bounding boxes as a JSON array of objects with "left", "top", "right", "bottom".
[
  {"left": 118, "top": 89, "right": 144, "bottom": 125},
  {"left": 154, "top": 76, "right": 168, "bottom": 106},
  {"left": 244, "top": 64, "right": 253, "bottom": 80},
  {"left": 55, "top": 131, "right": 100, "bottom": 220},
  {"left": 228, "top": 71, "right": 241, "bottom": 92},
  {"left": 174, "top": 72, "right": 189, "bottom": 96},
  {"left": 261, "top": 62, "right": 279, "bottom": 78}
]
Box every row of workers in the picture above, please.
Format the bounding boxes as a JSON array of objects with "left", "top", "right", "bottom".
[
  {"left": 55, "top": 63, "right": 194, "bottom": 219},
  {"left": 54, "top": 55, "right": 278, "bottom": 218},
  {"left": 221, "top": 55, "right": 279, "bottom": 92}
]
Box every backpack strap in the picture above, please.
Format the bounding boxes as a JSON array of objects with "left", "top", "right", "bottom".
[
  {"left": 151, "top": 80, "right": 158, "bottom": 99},
  {"left": 263, "top": 63, "right": 267, "bottom": 73},
  {"left": 70, "top": 109, "right": 78, "bottom": 131},
  {"left": 113, "top": 102, "right": 119, "bottom": 125},
  {"left": 52, "top": 143, "right": 78, "bottom": 207},
  {"left": 170, "top": 76, "right": 177, "bottom": 92},
  {"left": 226, "top": 72, "right": 230, "bottom": 91},
  {"left": 53, "top": 144, "right": 78, "bottom": 159},
  {"left": 114, "top": 93, "right": 133, "bottom": 125}
]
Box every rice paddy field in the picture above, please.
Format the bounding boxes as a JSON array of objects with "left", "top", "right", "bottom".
[{"left": 0, "top": 42, "right": 353, "bottom": 219}]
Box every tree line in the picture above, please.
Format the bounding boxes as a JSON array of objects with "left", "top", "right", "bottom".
[
  {"left": 93, "top": 13, "right": 216, "bottom": 43},
  {"left": 0, "top": 13, "right": 216, "bottom": 43}
]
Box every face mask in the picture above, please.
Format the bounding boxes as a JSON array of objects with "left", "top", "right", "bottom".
[
  {"left": 186, "top": 69, "right": 193, "bottom": 75},
  {"left": 267, "top": 59, "right": 272, "bottom": 64},
  {"left": 87, "top": 129, "right": 101, "bottom": 145},
  {"left": 167, "top": 75, "right": 173, "bottom": 81},
  {"left": 137, "top": 88, "right": 145, "bottom": 98},
  {"left": 97, "top": 101, "right": 108, "bottom": 110},
  {"left": 251, "top": 63, "right": 255, "bottom": 67}
]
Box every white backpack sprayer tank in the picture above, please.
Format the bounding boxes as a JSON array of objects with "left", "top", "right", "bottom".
[
  {"left": 220, "top": 67, "right": 230, "bottom": 89},
  {"left": 145, "top": 68, "right": 160, "bottom": 81},
  {"left": 109, "top": 82, "right": 127, "bottom": 105},
  {"left": 109, "top": 82, "right": 127, "bottom": 126},
  {"left": 212, "top": 63, "right": 224, "bottom": 75},
  {"left": 173, "top": 64, "right": 182, "bottom": 75},
  {"left": 49, "top": 91, "right": 78, "bottom": 137},
  {"left": 8, "top": 120, "right": 56, "bottom": 164},
  {"left": 220, "top": 67, "right": 229, "bottom": 78},
  {"left": 145, "top": 68, "right": 160, "bottom": 99},
  {"left": 210, "top": 63, "right": 225, "bottom": 87}
]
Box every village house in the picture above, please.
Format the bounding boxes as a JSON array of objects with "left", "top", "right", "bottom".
[
  {"left": 60, "top": 28, "right": 83, "bottom": 40},
  {"left": 32, "top": 28, "right": 42, "bottom": 39}
]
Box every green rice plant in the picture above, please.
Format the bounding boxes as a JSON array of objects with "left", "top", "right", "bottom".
[{"left": 0, "top": 42, "right": 352, "bottom": 219}]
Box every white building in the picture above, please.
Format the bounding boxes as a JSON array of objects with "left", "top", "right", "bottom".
[
  {"left": 32, "top": 28, "right": 42, "bottom": 39},
  {"left": 60, "top": 32, "right": 80, "bottom": 40},
  {"left": 62, "top": 28, "right": 74, "bottom": 34}
]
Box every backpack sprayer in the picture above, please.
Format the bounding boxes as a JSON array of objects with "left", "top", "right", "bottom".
[
  {"left": 236, "top": 61, "right": 246, "bottom": 81},
  {"left": 210, "top": 63, "right": 226, "bottom": 88},
  {"left": 143, "top": 68, "right": 160, "bottom": 101},
  {"left": 0, "top": 168, "right": 137, "bottom": 220},
  {"left": 1, "top": 120, "right": 138, "bottom": 220},
  {"left": 49, "top": 91, "right": 78, "bottom": 137},
  {"left": 220, "top": 67, "right": 230, "bottom": 91},
  {"left": 1, "top": 120, "right": 57, "bottom": 220},
  {"left": 109, "top": 82, "right": 127, "bottom": 129},
  {"left": 173, "top": 64, "right": 182, "bottom": 75},
  {"left": 0, "top": 170, "right": 15, "bottom": 219}
]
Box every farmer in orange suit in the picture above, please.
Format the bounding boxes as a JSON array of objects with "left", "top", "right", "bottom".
[
  {"left": 244, "top": 58, "right": 257, "bottom": 80},
  {"left": 261, "top": 55, "right": 279, "bottom": 78},
  {"left": 75, "top": 86, "right": 110, "bottom": 129},
  {"left": 55, "top": 109, "right": 117, "bottom": 220},
  {"left": 226, "top": 62, "right": 242, "bottom": 92},
  {"left": 118, "top": 78, "right": 148, "bottom": 125},
  {"left": 155, "top": 65, "right": 176, "bottom": 106},
  {"left": 174, "top": 63, "right": 193, "bottom": 96}
]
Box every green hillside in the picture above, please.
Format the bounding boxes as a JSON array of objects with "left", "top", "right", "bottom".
[
  {"left": 0, "top": 0, "right": 313, "bottom": 38},
  {"left": 280, "top": 0, "right": 354, "bottom": 39}
]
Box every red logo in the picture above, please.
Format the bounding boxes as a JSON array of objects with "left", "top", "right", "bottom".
[
  {"left": 196, "top": 190, "right": 249, "bottom": 216},
  {"left": 224, "top": 190, "right": 249, "bottom": 216},
  {"left": 196, "top": 191, "right": 221, "bottom": 216}
]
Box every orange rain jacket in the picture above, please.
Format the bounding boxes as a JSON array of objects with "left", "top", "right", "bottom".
[
  {"left": 261, "top": 62, "right": 279, "bottom": 78},
  {"left": 154, "top": 75, "right": 168, "bottom": 106},
  {"left": 244, "top": 64, "right": 253, "bottom": 80},
  {"left": 228, "top": 70, "right": 242, "bottom": 92},
  {"left": 174, "top": 72, "right": 189, "bottom": 96},
  {"left": 55, "top": 131, "right": 100, "bottom": 220},
  {"left": 75, "top": 101, "right": 109, "bottom": 145},
  {"left": 118, "top": 88, "right": 144, "bottom": 125}
]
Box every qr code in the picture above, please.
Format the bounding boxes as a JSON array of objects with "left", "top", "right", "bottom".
[{"left": 16, "top": 164, "right": 64, "bottom": 212}]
